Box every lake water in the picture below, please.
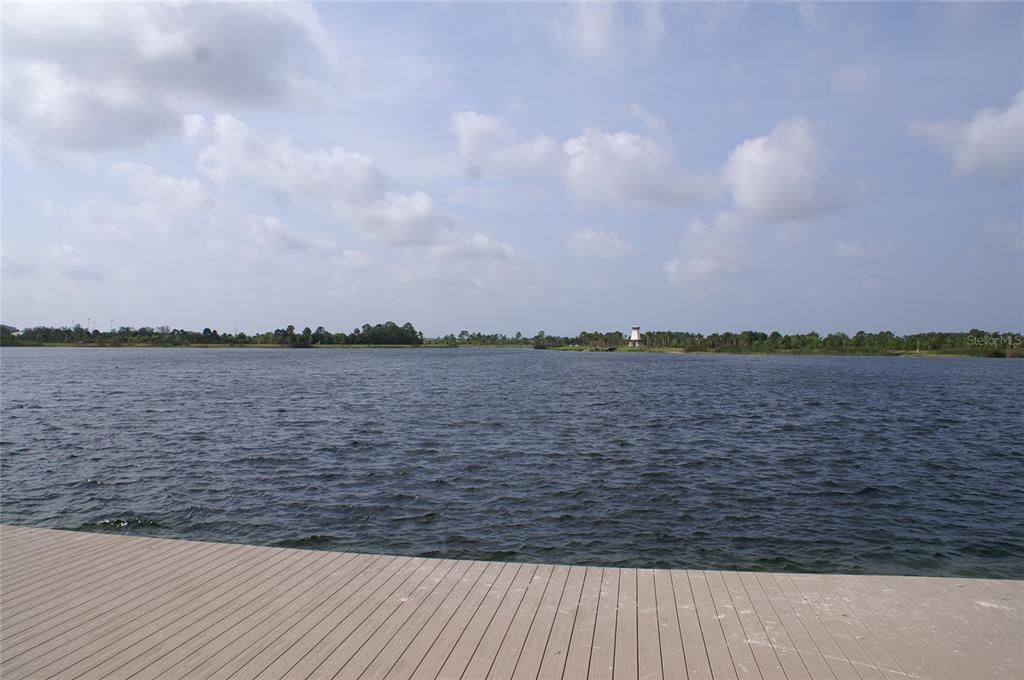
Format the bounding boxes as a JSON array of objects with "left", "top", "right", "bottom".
[{"left": 1, "top": 347, "right": 1021, "bottom": 578}]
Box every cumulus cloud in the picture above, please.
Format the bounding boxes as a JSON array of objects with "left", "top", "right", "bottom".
[
  {"left": 552, "top": 2, "right": 664, "bottom": 63},
  {"left": 835, "top": 239, "right": 898, "bottom": 257},
  {"left": 246, "top": 216, "right": 335, "bottom": 253},
  {"left": 198, "top": 116, "right": 509, "bottom": 254},
  {"left": 197, "top": 114, "right": 463, "bottom": 246},
  {"left": 723, "top": 118, "right": 843, "bottom": 223},
  {"left": 567, "top": 228, "right": 632, "bottom": 257},
  {"left": 355, "top": 192, "right": 455, "bottom": 247},
  {"left": 182, "top": 113, "right": 209, "bottom": 140},
  {"left": 198, "top": 114, "right": 388, "bottom": 207},
  {"left": 197, "top": 115, "right": 530, "bottom": 291},
  {"left": 450, "top": 111, "right": 560, "bottom": 177},
  {"left": 911, "top": 91, "right": 1024, "bottom": 177},
  {"left": 2, "top": 2, "right": 334, "bottom": 159},
  {"left": 52, "top": 162, "right": 222, "bottom": 242},
  {"left": 450, "top": 113, "right": 705, "bottom": 207},
  {"left": 564, "top": 128, "right": 710, "bottom": 205},
  {"left": 664, "top": 212, "right": 749, "bottom": 287},
  {"left": 52, "top": 161, "right": 367, "bottom": 275}
]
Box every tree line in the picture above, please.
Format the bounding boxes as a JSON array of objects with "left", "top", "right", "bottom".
[
  {"left": 1, "top": 324, "right": 1018, "bottom": 356},
  {"left": 1, "top": 321, "right": 423, "bottom": 347},
  {"left": 625, "top": 329, "right": 1020, "bottom": 357}
]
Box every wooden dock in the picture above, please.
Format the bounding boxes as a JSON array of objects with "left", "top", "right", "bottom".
[{"left": 0, "top": 525, "right": 1019, "bottom": 679}]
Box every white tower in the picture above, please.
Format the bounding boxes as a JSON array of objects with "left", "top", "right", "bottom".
[{"left": 629, "top": 325, "right": 641, "bottom": 347}]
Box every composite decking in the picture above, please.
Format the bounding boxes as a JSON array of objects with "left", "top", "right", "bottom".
[{"left": 0, "top": 525, "right": 1019, "bottom": 680}]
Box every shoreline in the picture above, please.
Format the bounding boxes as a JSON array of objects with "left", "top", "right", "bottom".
[{"left": 1, "top": 342, "right": 1018, "bottom": 358}]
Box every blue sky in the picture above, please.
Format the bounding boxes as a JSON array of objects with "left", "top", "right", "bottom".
[{"left": 2, "top": 2, "right": 1022, "bottom": 336}]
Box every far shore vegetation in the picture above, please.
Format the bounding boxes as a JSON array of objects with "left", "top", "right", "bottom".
[{"left": 1, "top": 323, "right": 1020, "bottom": 358}]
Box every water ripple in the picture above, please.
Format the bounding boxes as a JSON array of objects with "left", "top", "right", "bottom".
[{"left": 1, "top": 347, "right": 1022, "bottom": 578}]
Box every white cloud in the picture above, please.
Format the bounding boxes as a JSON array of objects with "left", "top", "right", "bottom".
[
  {"left": 1, "top": 2, "right": 334, "bottom": 159},
  {"left": 833, "top": 64, "right": 876, "bottom": 92},
  {"left": 1, "top": 244, "right": 38, "bottom": 278},
  {"left": 625, "top": 104, "right": 667, "bottom": 134},
  {"left": 564, "top": 128, "right": 710, "bottom": 206},
  {"left": 553, "top": 2, "right": 615, "bottom": 61},
  {"left": 552, "top": 2, "right": 664, "bottom": 63},
  {"left": 911, "top": 91, "right": 1024, "bottom": 177},
  {"left": 394, "top": 234, "right": 536, "bottom": 294},
  {"left": 450, "top": 111, "right": 560, "bottom": 177},
  {"left": 664, "top": 212, "right": 749, "bottom": 287},
  {"left": 424, "top": 232, "right": 515, "bottom": 262},
  {"left": 329, "top": 250, "right": 371, "bottom": 271},
  {"left": 723, "top": 118, "right": 843, "bottom": 223},
  {"left": 835, "top": 239, "right": 898, "bottom": 258},
  {"left": 199, "top": 114, "right": 388, "bottom": 208},
  {"left": 53, "top": 162, "right": 221, "bottom": 241},
  {"left": 355, "top": 192, "right": 454, "bottom": 246},
  {"left": 198, "top": 115, "right": 459, "bottom": 246},
  {"left": 52, "top": 161, "right": 367, "bottom": 277},
  {"left": 567, "top": 228, "right": 632, "bottom": 257},
  {"left": 183, "top": 113, "right": 208, "bottom": 140},
  {"left": 196, "top": 115, "right": 529, "bottom": 291},
  {"left": 48, "top": 245, "right": 104, "bottom": 282},
  {"left": 246, "top": 216, "right": 335, "bottom": 253}
]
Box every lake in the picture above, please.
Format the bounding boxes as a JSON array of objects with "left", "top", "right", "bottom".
[{"left": 1, "top": 347, "right": 1021, "bottom": 578}]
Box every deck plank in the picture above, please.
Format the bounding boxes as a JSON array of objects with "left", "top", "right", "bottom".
[
  {"left": 736, "top": 571, "right": 814, "bottom": 680},
  {"left": 484, "top": 563, "right": 555, "bottom": 680},
  {"left": 297, "top": 557, "right": 444, "bottom": 680},
  {"left": 670, "top": 569, "right": 714, "bottom": 680},
  {"left": 721, "top": 570, "right": 787, "bottom": 680},
  {"left": 636, "top": 568, "right": 663, "bottom": 680},
  {"left": 1, "top": 541, "right": 253, "bottom": 668},
  {"left": 131, "top": 550, "right": 363, "bottom": 680},
  {"left": 354, "top": 559, "right": 484, "bottom": 680},
  {"left": 652, "top": 569, "right": 684, "bottom": 680},
  {"left": 1, "top": 537, "right": 211, "bottom": 642},
  {"left": 91, "top": 547, "right": 336, "bottom": 680},
  {"left": 688, "top": 571, "right": 740, "bottom": 680},
  {"left": 777, "top": 572, "right": 889, "bottom": 680},
  {"left": 3, "top": 544, "right": 279, "bottom": 680},
  {"left": 509, "top": 563, "right": 571, "bottom": 680},
  {"left": 412, "top": 560, "right": 519, "bottom": 679},
  {"left": 561, "top": 566, "right": 603, "bottom": 680},
  {"left": 614, "top": 568, "right": 639, "bottom": 680},
  {"left": 536, "top": 564, "right": 587, "bottom": 680},
  {"left": 378, "top": 557, "right": 501, "bottom": 680},
  {"left": 0, "top": 526, "right": 1018, "bottom": 680},
  {"left": 588, "top": 566, "right": 620, "bottom": 680},
  {"left": 237, "top": 554, "right": 414, "bottom": 680},
  {"left": 47, "top": 546, "right": 302, "bottom": 680},
  {"left": 1, "top": 540, "right": 243, "bottom": 660},
  {"left": 196, "top": 552, "right": 387, "bottom": 680},
  {"left": 443, "top": 561, "right": 536, "bottom": 680}
]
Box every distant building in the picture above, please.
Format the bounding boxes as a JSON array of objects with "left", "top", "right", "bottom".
[{"left": 629, "top": 325, "right": 641, "bottom": 348}]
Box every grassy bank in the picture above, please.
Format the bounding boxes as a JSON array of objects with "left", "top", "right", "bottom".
[{"left": 545, "top": 345, "right": 1020, "bottom": 358}]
